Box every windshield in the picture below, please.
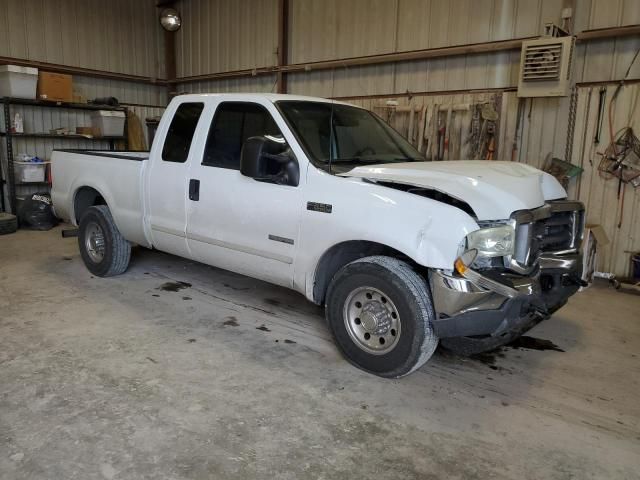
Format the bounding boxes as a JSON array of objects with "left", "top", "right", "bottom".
[{"left": 277, "top": 101, "right": 423, "bottom": 173}]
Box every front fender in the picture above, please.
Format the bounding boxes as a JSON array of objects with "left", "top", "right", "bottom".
[{"left": 295, "top": 169, "right": 480, "bottom": 300}]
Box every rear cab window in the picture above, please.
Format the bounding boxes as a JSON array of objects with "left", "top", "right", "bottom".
[{"left": 162, "top": 102, "right": 204, "bottom": 163}]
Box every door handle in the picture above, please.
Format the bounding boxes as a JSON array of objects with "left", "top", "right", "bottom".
[{"left": 189, "top": 179, "right": 200, "bottom": 201}]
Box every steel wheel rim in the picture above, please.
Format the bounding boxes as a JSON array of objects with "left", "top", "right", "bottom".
[
  {"left": 85, "top": 221, "right": 106, "bottom": 263},
  {"left": 343, "top": 286, "right": 401, "bottom": 355}
]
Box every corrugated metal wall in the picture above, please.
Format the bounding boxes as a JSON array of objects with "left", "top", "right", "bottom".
[
  {"left": 175, "top": 0, "right": 638, "bottom": 99},
  {"left": 0, "top": 0, "right": 168, "bottom": 133},
  {"left": 0, "top": 0, "right": 164, "bottom": 78},
  {"left": 179, "top": 75, "right": 279, "bottom": 95},
  {"left": 0, "top": 0, "right": 168, "bottom": 210},
  {"left": 175, "top": 0, "right": 279, "bottom": 77},
  {"left": 288, "top": 0, "right": 560, "bottom": 62}
]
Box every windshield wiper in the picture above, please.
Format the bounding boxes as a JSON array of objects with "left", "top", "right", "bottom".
[
  {"left": 327, "top": 156, "right": 380, "bottom": 163},
  {"left": 326, "top": 156, "right": 424, "bottom": 165}
]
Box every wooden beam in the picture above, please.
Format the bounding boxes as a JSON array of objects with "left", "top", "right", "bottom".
[
  {"left": 176, "top": 36, "right": 534, "bottom": 84},
  {"left": 576, "top": 24, "right": 640, "bottom": 40},
  {"left": 0, "top": 56, "right": 166, "bottom": 86}
]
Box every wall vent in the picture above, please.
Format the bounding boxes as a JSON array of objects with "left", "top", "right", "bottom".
[{"left": 517, "top": 36, "right": 574, "bottom": 97}]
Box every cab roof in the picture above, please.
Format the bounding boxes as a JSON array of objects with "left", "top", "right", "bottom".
[{"left": 171, "top": 92, "right": 355, "bottom": 107}]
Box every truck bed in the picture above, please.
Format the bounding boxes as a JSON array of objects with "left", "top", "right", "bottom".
[
  {"left": 54, "top": 149, "right": 150, "bottom": 161},
  {"left": 51, "top": 149, "right": 151, "bottom": 247}
]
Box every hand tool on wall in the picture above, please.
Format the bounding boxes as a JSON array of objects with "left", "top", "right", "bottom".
[
  {"left": 443, "top": 105, "right": 453, "bottom": 160},
  {"left": 594, "top": 87, "right": 607, "bottom": 144},
  {"left": 417, "top": 105, "right": 427, "bottom": 152},
  {"left": 511, "top": 97, "right": 525, "bottom": 162},
  {"left": 407, "top": 101, "right": 416, "bottom": 144},
  {"left": 429, "top": 105, "right": 439, "bottom": 160}
]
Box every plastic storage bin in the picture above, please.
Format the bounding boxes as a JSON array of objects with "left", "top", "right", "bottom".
[
  {"left": 0, "top": 65, "right": 38, "bottom": 99},
  {"left": 91, "top": 110, "right": 126, "bottom": 137},
  {"left": 14, "top": 162, "right": 48, "bottom": 183}
]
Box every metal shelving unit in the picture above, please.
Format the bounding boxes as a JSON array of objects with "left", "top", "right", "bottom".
[{"left": 0, "top": 97, "right": 128, "bottom": 213}]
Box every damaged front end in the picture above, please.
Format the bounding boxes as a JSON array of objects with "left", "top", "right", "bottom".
[{"left": 430, "top": 200, "right": 585, "bottom": 339}]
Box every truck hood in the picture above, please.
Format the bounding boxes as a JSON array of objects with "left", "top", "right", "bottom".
[{"left": 339, "top": 160, "right": 566, "bottom": 220}]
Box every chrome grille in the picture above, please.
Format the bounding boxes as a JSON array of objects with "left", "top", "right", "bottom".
[
  {"left": 507, "top": 201, "right": 584, "bottom": 274},
  {"left": 533, "top": 211, "right": 574, "bottom": 252}
]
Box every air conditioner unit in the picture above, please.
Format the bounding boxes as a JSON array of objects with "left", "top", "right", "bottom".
[{"left": 517, "top": 36, "right": 574, "bottom": 97}]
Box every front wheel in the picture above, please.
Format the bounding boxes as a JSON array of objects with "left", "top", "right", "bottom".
[
  {"left": 78, "top": 205, "right": 131, "bottom": 277},
  {"left": 325, "top": 256, "right": 438, "bottom": 378}
]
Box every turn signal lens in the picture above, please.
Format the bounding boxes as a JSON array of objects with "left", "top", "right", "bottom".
[
  {"left": 454, "top": 249, "right": 478, "bottom": 275},
  {"left": 454, "top": 258, "right": 467, "bottom": 275}
]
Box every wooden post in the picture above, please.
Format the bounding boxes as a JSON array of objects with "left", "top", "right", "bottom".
[
  {"left": 276, "top": 0, "right": 289, "bottom": 94},
  {"left": 158, "top": 0, "right": 178, "bottom": 98},
  {"left": 164, "top": 29, "right": 177, "bottom": 98}
]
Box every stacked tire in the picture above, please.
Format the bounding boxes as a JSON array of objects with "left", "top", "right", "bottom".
[{"left": 0, "top": 213, "right": 18, "bottom": 235}]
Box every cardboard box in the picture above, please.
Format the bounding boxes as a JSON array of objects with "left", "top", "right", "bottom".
[{"left": 37, "top": 72, "right": 73, "bottom": 102}]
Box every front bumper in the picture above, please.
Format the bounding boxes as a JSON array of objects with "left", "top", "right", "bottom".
[{"left": 430, "top": 252, "right": 583, "bottom": 338}]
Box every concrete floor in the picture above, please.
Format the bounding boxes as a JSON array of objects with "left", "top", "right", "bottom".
[{"left": 1, "top": 226, "right": 639, "bottom": 480}]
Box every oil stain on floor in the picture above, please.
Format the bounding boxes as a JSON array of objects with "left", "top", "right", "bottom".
[
  {"left": 157, "top": 281, "right": 192, "bottom": 292},
  {"left": 506, "top": 336, "right": 565, "bottom": 352}
]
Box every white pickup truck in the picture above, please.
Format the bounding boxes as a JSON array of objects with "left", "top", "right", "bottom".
[{"left": 52, "top": 93, "right": 585, "bottom": 378}]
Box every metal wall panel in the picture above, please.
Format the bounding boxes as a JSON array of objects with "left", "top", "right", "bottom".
[
  {"left": 565, "top": 84, "right": 640, "bottom": 277},
  {"left": 170, "top": 0, "right": 636, "bottom": 94},
  {"left": 287, "top": 64, "right": 396, "bottom": 98},
  {"left": 288, "top": 0, "right": 398, "bottom": 64},
  {"left": 177, "top": 75, "right": 279, "bottom": 94},
  {"left": 174, "top": 0, "right": 279, "bottom": 77},
  {"left": 0, "top": 0, "right": 164, "bottom": 78},
  {"left": 289, "top": 0, "right": 562, "bottom": 64},
  {"left": 575, "top": 37, "right": 640, "bottom": 84},
  {"left": 72, "top": 77, "right": 167, "bottom": 107}
]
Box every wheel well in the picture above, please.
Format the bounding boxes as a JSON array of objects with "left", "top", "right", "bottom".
[
  {"left": 312, "top": 240, "right": 424, "bottom": 305},
  {"left": 74, "top": 187, "right": 106, "bottom": 223}
]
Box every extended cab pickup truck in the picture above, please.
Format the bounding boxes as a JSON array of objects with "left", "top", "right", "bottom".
[{"left": 52, "top": 93, "right": 585, "bottom": 378}]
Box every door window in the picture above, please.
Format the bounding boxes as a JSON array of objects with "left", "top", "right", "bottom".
[
  {"left": 203, "top": 102, "right": 282, "bottom": 169},
  {"left": 161, "top": 102, "right": 204, "bottom": 163}
]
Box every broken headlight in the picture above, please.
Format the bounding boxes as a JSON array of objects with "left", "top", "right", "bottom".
[{"left": 466, "top": 225, "right": 515, "bottom": 258}]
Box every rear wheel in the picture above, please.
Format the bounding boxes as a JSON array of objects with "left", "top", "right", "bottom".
[
  {"left": 78, "top": 205, "right": 131, "bottom": 277},
  {"left": 326, "top": 256, "right": 438, "bottom": 378}
]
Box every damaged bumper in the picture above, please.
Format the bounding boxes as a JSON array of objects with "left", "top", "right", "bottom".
[{"left": 430, "top": 252, "right": 583, "bottom": 338}]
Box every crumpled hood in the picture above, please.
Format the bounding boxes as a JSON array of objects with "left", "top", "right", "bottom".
[{"left": 339, "top": 160, "right": 566, "bottom": 220}]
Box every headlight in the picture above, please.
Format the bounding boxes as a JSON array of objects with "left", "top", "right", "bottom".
[{"left": 467, "top": 225, "right": 515, "bottom": 257}]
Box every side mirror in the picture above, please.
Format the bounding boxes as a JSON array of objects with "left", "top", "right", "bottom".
[{"left": 240, "top": 136, "right": 299, "bottom": 186}]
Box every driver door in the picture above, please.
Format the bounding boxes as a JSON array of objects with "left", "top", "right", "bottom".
[{"left": 186, "top": 101, "right": 303, "bottom": 288}]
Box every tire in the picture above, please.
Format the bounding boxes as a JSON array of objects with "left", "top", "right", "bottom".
[
  {"left": 78, "top": 205, "right": 131, "bottom": 277},
  {"left": 0, "top": 213, "right": 18, "bottom": 235},
  {"left": 325, "top": 256, "right": 438, "bottom": 378}
]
